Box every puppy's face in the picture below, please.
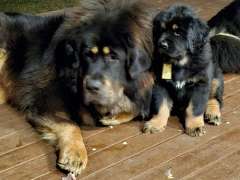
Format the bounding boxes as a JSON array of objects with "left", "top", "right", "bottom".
[{"left": 153, "top": 6, "right": 209, "bottom": 64}]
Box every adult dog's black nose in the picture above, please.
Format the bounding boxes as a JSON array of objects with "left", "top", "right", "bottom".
[
  {"left": 158, "top": 39, "right": 169, "bottom": 50},
  {"left": 86, "top": 78, "right": 102, "bottom": 91}
]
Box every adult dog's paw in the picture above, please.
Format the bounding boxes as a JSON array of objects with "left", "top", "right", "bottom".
[
  {"left": 100, "top": 116, "right": 121, "bottom": 126},
  {"left": 57, "top": 141, "right": 88, "bottom": 176}
]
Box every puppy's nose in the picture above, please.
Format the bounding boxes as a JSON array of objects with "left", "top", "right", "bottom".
[
  {"left": 158, "top": 40, "right": 169, "bottom": 50},
  {"left": 86, "top": 78, "right": 102, "bottom": 91}
]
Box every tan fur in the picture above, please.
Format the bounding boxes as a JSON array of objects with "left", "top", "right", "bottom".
[
  {"left": 0, "top": 88, "right": 6, "bottom": 104},
  {"left": 0, "top": 48, "right": 7, "bottom": 104},
  {"left": 205, "top": 99, "right": 221, "bottom": 117},
  {"left": 143, "top": 99, "right": 172, "bottom": 133},
  {"left": 210, "top": 79, "right": 220, "bottom": 98},
  {"left": 100, "top": 112, "right": 137, "bottom": 126},
  {"left": 186, "top": 103, "right": 204, "bottom": 129},
  {"left": 31, "top": 115, "right": 88, "bottom": 175},
  {"left": 205, "top": 99, "right": 221, "bottom": 126}
]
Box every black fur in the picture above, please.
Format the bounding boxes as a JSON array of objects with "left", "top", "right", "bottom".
[
  {"left": 209, "top": 0, "right": 240, "bottom": 73},
  {"left": 151, "top": 5, "right": 224, "bottom": 135}
]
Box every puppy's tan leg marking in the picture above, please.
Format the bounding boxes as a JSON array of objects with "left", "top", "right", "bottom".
[
  {"left": 100, "top": 112, "right": 137, "bottom": 126},
  {"left": 210, "top": 79, "right": 219, "bottom": 98},
  {"left": 29, "top": 115, "right": 87, "bottom": 175},
  {"left": 205, "top": 99, "right": 221, "bottom": 126},
  {"left": 143, "top": 99, "right": 171, "bottom": 134},
  {"left": 185, "top": 103, "right": 205, "bottom": 137}
]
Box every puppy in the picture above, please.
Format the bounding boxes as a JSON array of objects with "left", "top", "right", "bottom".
[{"left": 144, "top": 5, "right": 224, "bottom": 136}]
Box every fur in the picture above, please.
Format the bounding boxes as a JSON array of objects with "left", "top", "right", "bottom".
[
  {"left": 209, "top": 0, "right": 240, "bottom": 73},
  {"left": 147, "top": 5, "right": 224, "bottom": 136},
  {"left": 0, "top": 0, "right": 156, "bottom": 175}
]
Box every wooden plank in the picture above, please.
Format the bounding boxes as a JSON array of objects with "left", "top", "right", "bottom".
[
  {"left": 0, "top": 153, "right": 56, "bottom": 180},
  {"left": 82, "top": 107, "right": 240, "bottom": 180},
  {"left": 0, "top": 117, "right": 30, "bottom": 139},
  {"left": 0, "top": 141, "right": 52, "bottom": 173},
  {"left": 223, "top": 77, "right": 240, "bottom": 98},
  {"left": 35, "top": 127, "right": 181, "bottom": 179},
  {"left": 0, "top": 121, "right": 142, "bottom": 179},
  {"left": 0, "top": 128, "right": 40, "bottom": 156},
  {"left": 133, "top": 128, "right": 240, "bottom": 180},
  {"left": 187, "top": 150, "right": 240, "bottom": 180},
  {"left": 224, "top": 74, "right": 240, "bottom": 83},
  {"left": 32, "top": 75, "right": 240, "bottom": 179}
]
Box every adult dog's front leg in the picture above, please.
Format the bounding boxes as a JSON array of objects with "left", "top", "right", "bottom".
[
  {"left": 185, "top": 84, "right": 209, "bottom": 137},
  {"left": 27, "top": 113, "right": 87, "bottom": 175},
  {"left": 143, "top": 86, "right": 172, "bottom": 133}
]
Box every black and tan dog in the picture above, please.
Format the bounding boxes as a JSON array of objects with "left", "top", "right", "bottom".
[
  {"left": 145, "top": 5, "right": 224, "bottom": 137},
  {"left": 0, "top": 0, "right": 155, "bottom": 175},
  {"left": 209, "top": 0, "right": 240, "bottom": 73},
  {"left": 77, "top": 1, "right": 155, "bottom": 127}
]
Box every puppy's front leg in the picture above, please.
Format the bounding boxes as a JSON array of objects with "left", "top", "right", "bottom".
[
  {"left": 185, "top": 84, "right": 209, "bottom": 137},
  {"left": 27, "top": 113, "right": 87, "bottom": 175},
  {"left": 143, "top": 85, "right": 172, "bottom": 133}
]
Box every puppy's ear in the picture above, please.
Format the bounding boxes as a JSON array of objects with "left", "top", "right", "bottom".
[
  {"left": 127, "top": 48, "right": 151, "bottom": 79},
  {"left": 55, "top": 40, "right": 80, "bottom": 94},
  {"left": 153, "top": 12, "right": 166, "bottom": 45},
  {"left": 188, "top": 19, "right": 209, "bottom": 53}
]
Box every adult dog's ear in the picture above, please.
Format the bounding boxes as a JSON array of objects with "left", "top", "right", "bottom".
[
  {"left": 188, "top": 19, "right": 209, "bottom": 53},
  {"left": 127, "top": 48, "right": 151, "bottom": 79},
  {"left": 55, "top": 40, "right": 80, "bottom": 94}
]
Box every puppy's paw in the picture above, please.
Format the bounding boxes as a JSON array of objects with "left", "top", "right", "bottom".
[
  {"left": 143, "top": 121, "right": 166, "bottom": 134},
  {"left": 204, "top": 113, "right": 222, "bottom": 126},
  {"left": 57, "top": 141, "right": 88, "bottom": 176},
  {"left": 205, "top": 99, "right": 222, "bottom": 126},
  {"left": 185, "top": 126, "right": 206, "bottom": 137},
  {"left": 100, "top": 116, "right": 121, "bottom": 126}
]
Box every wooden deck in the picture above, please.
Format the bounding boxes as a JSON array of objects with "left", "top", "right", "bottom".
[{"left": 0, "top": 0, "right": 239, "bottom": 179}]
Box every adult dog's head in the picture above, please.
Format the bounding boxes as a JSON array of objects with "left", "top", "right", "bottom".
[
  {"left": 53, "top": 0, "right": 154, "bottom": 116},
  {"left": 153, "top": 5, "right": 209, "bottom": 66}
]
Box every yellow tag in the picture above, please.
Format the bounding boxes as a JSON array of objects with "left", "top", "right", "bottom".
[
  {"left": 0, "top": 48, "right": 7, "bottom": 61},
  {"left": 103, "top": 46, "right": 110, "bottom": 55},
  {"left": 90, "top": 46, "right": 99, "bottom": 54},
  {"left": 162, "top": 64, "right": 172, "bottom": 80}
]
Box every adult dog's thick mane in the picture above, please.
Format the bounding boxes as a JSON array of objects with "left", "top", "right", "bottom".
[{"left": 63, "top": 0, "right": 156, "bottom": 56}]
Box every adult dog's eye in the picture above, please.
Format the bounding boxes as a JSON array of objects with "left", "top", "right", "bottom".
[
  {"left": 106, "top": 53, "right": 119, "bottom": 62},
  {"left": 174, "top": 32, "right": 180, "bottom": 37}
]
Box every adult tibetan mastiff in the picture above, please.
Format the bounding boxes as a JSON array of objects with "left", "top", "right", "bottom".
[
  {"left": 144, "top": 5, "right": 224, "bottom": 136},
  {"left": 0, "top": 0, "right": 154, "bottom": 175}
]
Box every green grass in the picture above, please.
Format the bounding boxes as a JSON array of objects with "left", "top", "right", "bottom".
[{"left": 0, "top": 0, "right": 79, "bottom": 14}]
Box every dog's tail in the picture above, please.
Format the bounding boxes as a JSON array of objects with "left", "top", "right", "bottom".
[
  {"left": 208, "top": 0, "right": 240, "bottom": 73},
  {"left": 210, "top": 34, "right": 240, "bottom": 73}
]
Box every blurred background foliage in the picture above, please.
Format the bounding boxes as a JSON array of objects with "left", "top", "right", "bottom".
[{"left": 0, "top": 0, "right": 79, "bottom": 14}]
